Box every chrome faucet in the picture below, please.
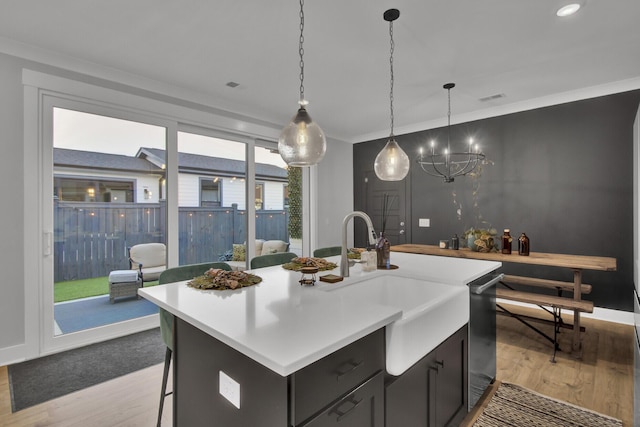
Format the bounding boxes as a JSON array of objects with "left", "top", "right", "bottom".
[{"left": 341, "top": 211, "right": 378, "bottom": 277}]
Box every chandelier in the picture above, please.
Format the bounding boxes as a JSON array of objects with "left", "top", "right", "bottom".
[{"left": 416, "top": 83, "right": 485, "bottom": 182}]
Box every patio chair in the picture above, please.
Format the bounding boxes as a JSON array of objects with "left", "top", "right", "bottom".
[
  {"left": 250, "top": 251, "right": 297, "bottom": 269},
  {"left": 313, "top": 246, "right": 342, "bottom": 257},
  {"left": 156, "top": 261, "right": 232, "bottom": 427},
  {"left": 128, "top": 243, "right": 167, "bottom": 282}
]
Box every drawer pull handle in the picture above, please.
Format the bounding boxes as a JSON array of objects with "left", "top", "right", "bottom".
[
  {"left": 331, "top": 396, "right": 363, "bottom": 421},
  {"left": 335, "top": 360, "right": 363, "bottom": 381}
]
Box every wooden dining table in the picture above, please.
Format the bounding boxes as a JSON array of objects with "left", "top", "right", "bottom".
[{"left": 391, "top": 244, "right": 617, "bottom": 356}]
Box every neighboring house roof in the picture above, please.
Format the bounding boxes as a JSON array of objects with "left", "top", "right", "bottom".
[
  {"left": 137, "top": 147, "right": 287, "bottom": 180},
  {"left": 53, "top": 147, "right": 288, "bottom": 181},
  {"left": 54, "top": 148, "right": 164, "bottom": 174}
]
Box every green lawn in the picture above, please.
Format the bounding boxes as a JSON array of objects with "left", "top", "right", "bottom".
[{"left": 54, "top": 276, "right": 159, "bottom": 303}]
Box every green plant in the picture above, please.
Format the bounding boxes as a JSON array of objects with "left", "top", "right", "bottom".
[
  {"left": 288, "top": 166, "right": 303, "bottom": 239},
  {"left": 461, "top": 227, "right": 499, "bottom": 253}
]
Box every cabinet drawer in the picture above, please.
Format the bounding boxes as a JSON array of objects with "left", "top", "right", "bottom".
[
  {"left": 299, "top": 371, "right": 384, "bottom": 427},
  {"left": 292, "top": 329, "right": 384, "bottom": 425}
]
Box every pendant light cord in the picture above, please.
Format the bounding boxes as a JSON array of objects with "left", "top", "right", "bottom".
[
  {"left": 298, "top": 0, "right": 305, "bottom": 104},
  {"left": 389, "top": 19, "right": 395, "bottom": 138},
  {"left": 447, "top": 86, "right": 451, "bottom": 151}
]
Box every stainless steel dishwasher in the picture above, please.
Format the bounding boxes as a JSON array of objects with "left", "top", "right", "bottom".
[{"left": 467, "top": 272, "right": 503, "bottom": 410}]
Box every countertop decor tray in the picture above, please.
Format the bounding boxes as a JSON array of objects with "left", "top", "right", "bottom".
[{"left": 319, "top": 274, "right": 343, "bottom": 283}]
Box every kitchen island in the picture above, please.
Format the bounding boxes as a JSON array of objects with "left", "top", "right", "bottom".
[{"left": 139, "top": 252, "right": 500, "bottom": 426}]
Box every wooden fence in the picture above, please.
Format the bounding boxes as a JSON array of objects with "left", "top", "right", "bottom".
[{"left": 54, "top": 201, "right": 289, "bottom": 282}]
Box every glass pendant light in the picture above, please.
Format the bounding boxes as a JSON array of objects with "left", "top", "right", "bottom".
[
  {"left": 278, "top": 0, "right": 326, "bottom": 167},
  {"left": 374, "top": 9, "right": 410, "bottom": 181}
]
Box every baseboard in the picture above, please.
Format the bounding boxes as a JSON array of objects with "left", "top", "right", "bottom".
[
  {"left": 0, "top": 343, "right": 31, "bottom": 367},
  {"left": 497, "top": 298, "right": 634, "bottom": 325}
]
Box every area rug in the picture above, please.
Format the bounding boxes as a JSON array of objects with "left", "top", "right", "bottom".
[
  {"left": 55, "top": 294, "right": 159, "bottom": 334},
  {"left": 473, "top": 382, "right": 622, "bottom": 427},
  {"left": 8, "top": 327, "right": 165, "bottom": 412}
]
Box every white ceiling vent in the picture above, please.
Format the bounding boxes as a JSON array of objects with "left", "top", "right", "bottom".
[{"left": 479, "top": 93, "right": 506, "bottom": 102}]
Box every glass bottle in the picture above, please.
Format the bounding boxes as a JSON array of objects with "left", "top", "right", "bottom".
[
  {"left": 376, "top": 232, "right": 391, "bottom": 269},
  {"left": 450, "top": 234, "right": 459, "bottom": 250},
  {"left": 518, "top": 233, "right": 530, "bottom": 256},
  {"left": 501, "top": 229, "right": 512, "bottom": 254}
]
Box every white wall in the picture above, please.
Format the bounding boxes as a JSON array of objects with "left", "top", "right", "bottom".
[
  {"left": 0, "top": 53, "right": 26, "bottom": 360},
  {"left": 316, "top": 137, "right": 354, "bottom": 249},
  {"left": 178, "top": 173, "right": 200, "bottom": 207},
  {"left": 263, "top": 181, "right": 284, "bottom": 211},
  {"left": 223, "top": 177, "right": 246, "bottom": 210}
]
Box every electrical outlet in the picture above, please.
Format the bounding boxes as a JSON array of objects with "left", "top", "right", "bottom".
[
  {"left": 419, "top": 218, "right": 430, "bottom": 227},
  {"left": 219, "top": 370, "right": 241, "bottom": 409}
]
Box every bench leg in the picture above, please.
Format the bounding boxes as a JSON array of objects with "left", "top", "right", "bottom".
[
  {"left": 497, "top": 303, "right": 560, "bottom": 348},
  {"left": 551, "top": 306, "right": 561, "bottom": 363},
  {"left": 571, "top": 269, "right": 583, "bottom": 358}
]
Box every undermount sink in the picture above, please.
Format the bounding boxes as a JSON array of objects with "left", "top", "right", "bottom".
[{"left": 321, "top": 274, "right": 469, "bottom": 376}]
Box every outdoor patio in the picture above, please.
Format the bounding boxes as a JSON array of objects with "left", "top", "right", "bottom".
[{"left": 54, "top": 294, "right": 158, "bottom": 335}]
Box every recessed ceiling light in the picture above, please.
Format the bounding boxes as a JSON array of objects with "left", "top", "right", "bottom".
[{"left": 557, "top": 3, "right": 581, "bottom": 17}]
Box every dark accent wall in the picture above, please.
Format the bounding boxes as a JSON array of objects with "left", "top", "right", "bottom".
[{"left": 354, "top": 90, "right": 640, "bottom": 311}]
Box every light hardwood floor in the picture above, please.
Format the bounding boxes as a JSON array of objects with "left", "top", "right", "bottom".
[
  {"left": 0, "top": 362, "right": 172, "bottom": 426},
  {"left": 463, "top": 304, "right": 634, "bottom": 426},
  {"left": 0, "top": 303, "right": 634, "bottom": 426}
]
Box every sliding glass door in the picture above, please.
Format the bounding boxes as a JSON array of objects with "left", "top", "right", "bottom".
[
  {"left": 175, "top": 132, "right": 294, "bottom": 271},
  {"left": 27, "top": 72, "right": 311, "bottom": 357},
  {"left": 51, "top": 107, "right": 167, "bottom": 337}
]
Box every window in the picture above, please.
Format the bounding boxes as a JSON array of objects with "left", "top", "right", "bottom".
[
  {"left": 200, "top": 177, "right": 221, "bottom": 207},
  {"left": 255, "top": 183, "right": 264, "bottom": 210},
  {"left": 54, "top": 177, "right": 134, "bottom": 202},
  {"left": 283, "top": 183, "right": 289, "bottom": 209}
]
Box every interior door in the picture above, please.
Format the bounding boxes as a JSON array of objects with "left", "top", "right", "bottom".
[{"left": 361, "top": 170, "right": 408, "bottom": 247}]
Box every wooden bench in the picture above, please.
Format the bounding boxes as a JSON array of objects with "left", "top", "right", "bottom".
[
  {"left": 496, "top": 288, "right": 594, "bottom": 313},
  {"left": 501, "top": 274, "right": 592, "bottom": 295},
  {"left": 496, "top": 285, "right": 594, "bottom": 362}
]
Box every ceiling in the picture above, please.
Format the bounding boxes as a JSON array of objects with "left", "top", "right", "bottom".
[{"left": 1, "top": 0, "right": 640, "bottom": 144}]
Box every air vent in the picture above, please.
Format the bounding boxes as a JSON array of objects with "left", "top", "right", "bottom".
[
  {"left": 479, "top": 93, "right": 506, "bottom": 102},
  {"left": 226, "top": 81, "right": 240, "bottom": 88}
]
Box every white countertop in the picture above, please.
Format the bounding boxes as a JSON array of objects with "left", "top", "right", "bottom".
[{"left": 139, "top": 252, "right": 500, "bottom": 376}]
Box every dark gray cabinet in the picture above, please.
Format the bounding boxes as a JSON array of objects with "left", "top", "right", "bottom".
[
  {"left": 174, "top": 318, "right": 384, "bottom": 427},
  {"left": 385, "top": 324, "right": 468, "bottom": 427},
  {"left": 298, "top": 372, "right": 384, "bottom": 427},
  {"left": 292, "top": 329, "right": 384, "bottom": 426},
  {"left": 174, "top": 317, "right": 466, "bottom": 427},
  {"left": 174, "top": 317, "right": 289, "bottom": 426}
]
